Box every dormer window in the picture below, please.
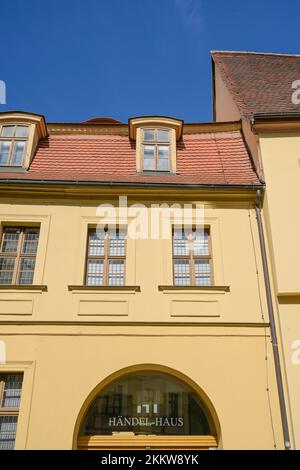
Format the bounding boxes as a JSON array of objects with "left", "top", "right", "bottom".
[
  {"left": 129, "top": 116, "right": 183, "bottom": 174},
  {"left": 0, "top": 125, "right": 29, "bottom": 166},
  {"left": 142, "top": 128, "right": 170, "bottom": 171},
  {"left": 0, "top": 112, "right": 47, "bottom": 171}
]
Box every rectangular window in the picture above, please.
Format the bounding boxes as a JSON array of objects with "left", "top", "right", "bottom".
[
  {"left": 0, "top": 373, "right": 23, "bottom": 450},
  {"left": 173, "top": 228, "right": 212, "bottom": 286},
  {"left": 142, "top": 128, "right": 170, "bottom": 172},
  {"left": 0, "top": 227, "right": 40, "bottom": 285},
  {"left": 85, "top": 228, "right": 126, "bottom": 286},
  {"left": 0, "top": 125, "right": 29, "bottom": 167}
]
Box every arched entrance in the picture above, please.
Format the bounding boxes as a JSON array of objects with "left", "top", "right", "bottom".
[{"left": 75, "top": 365, "right": 219, "bottom": 450}]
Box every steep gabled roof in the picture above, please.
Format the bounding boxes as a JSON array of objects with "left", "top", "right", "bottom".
[{"left": 212, "top": 51, "right": 300, "bottom": 119}]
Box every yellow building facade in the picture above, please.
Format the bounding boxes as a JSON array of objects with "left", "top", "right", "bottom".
[
  {"left": 212, "top": 50, "right": 300, "bottom": 449},
  {"left": 254, "top": 127, "right": 300, "bottom": 449},
  {"left": 0, "top": 112, "right": 286, "bottom": 450}
]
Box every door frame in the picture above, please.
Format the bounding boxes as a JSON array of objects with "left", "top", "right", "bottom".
[{"left": 77, "top": 435, "right": 218, "bottom": 450}]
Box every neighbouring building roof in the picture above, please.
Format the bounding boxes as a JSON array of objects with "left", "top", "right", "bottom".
[
  {"left": 212, "top": 51, "right": 300, "bottom": 119},
  {"left": 82, "top": 117, "right": 123, "bottom": 124},
  {"left": 0, "top": 127, "right": 261, "bottom": 186}
]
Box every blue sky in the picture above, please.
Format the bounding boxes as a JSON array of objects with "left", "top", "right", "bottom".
[{"left": 1, "top": 0, "right": 300, "bottom": 123}]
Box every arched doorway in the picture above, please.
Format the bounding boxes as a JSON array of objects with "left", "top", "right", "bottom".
[{"left": 75, "top": 365, "right": 219, "bottom": 450}]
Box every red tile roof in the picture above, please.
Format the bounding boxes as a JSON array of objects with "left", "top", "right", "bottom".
[
  {"left": 82, "top": 117, "right": 123, "bottom": 124},
  {"left": 212, "top": 51, "right": 300, "bottom": 119},
  {"left": 0, "top": 130, "right": 261, "bottom": 186}
]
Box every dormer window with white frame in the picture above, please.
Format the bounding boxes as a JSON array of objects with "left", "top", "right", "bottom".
[
  {"left": 0, "top": 124, "right": 29, "bottom": 166},
  {"left": 129, "top": 116, "right": 183, "bottom": 174},
  {"left": 0, "top": 112, "right": 47, "bottom": 170}
]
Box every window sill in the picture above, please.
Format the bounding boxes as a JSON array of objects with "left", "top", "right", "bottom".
[
  {"left": 277, "top": 292, "right": 300, "bottom": 303},
  {"left": 0, "top": 285, "right": 47, "bottom": 292},
  {"left": 68, "top": 285, "right": 141, "bottom": 293},
  {"left": 158, "top": 285, "right": 230, "bottom": 292},
  {"left": 0, "top": 166, "right": 27, "bottom": 173},
  {"left": 137, "top": 171, "right": 177, "bottom": 176}
]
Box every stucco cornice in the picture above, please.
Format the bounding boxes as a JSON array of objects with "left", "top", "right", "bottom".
[{"left": 0, "top": 180, "right": 264, "bottom": 202}]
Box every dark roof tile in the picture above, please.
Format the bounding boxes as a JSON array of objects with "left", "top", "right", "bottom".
[{"left": 212, "top": 51, "right": 300, "bottom": 118}]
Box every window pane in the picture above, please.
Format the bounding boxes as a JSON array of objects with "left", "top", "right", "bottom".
[
  {"left": 0, "top": 257, "right": 15, "bottom": 284},
  {"left": 109, "top": 260, "right": 124, "bottom": 286},
  {"left": 1, "top": 126, "right": 14, "bottom": 137},
  {"left": 22, "top": 228, "right": 40, "bottom": 254},
  {"left": 15, "top": 126, "right": 29, "bottom": 138},
  {"left": 194, "top": 259, "right": 211, "bottom": 286},
  {"left": 109, "top": 230, "right": 126, "bottom": 256},
  {"left": 157, "top": 130, "right": 170, "bottom": 142},
  {"left": 0, "top": 141, "right": 11, "bottom": 165},
  {"left": 158, "top": 158, "right": 169, "bottom": 171},
  {"left": 143, "top": 145, "right": 155, "bottom": 170},
  {"left": 88, "top": 230, "right": 105, "bottom": 256},
  {"left": 1, "top": 373, "right": 23, "bottom": 408},
  {"left": 81, "top": 371, "right": 211, "bottom": 437},
  {"left": 0, "top": 416, "right": 18, "bottom": 450},
  {"left": 1, "top": 228, "right": 20, "bottom": 253},
  {"left": 193, "top": 230, "right": 209, "bottom": 256},
  {"left": 11, "top": 141, "right": 25, "bottom": 166},
  {"left": 18, "top": 258, "right": 35, "bottom": 285},
  {"left": 143, "top": 130, "right": 155, "bottom": 141},
  {"left": 87, "top": 259, "right": 104, "bottom": 286},
  {"left": 158, "top": 146, "right": 169, "bottom": 171},
  {"left": 158, "top": 146, "right": 169, "bottom": 158},
  {"left": 173, "top": 230, "right": 189, "bottom": 256},
  {"left": 174, "top": 259, "right": 190, "bottom": 286}
]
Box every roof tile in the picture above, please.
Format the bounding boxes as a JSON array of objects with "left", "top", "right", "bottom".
[
  {"left": 0, "top": 131, "right": 261, "bottom": 186},
  {"left": 212, "top": 51, "right": 300, "bottom": 118}
]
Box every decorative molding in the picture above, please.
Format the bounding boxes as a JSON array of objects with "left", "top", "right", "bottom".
[
  {"left": 171, "top": 300, "right": 220, "bottom": 318},
  {"left": 46, "top": 121, "right": 241, "bottom": 137},
  {"left": 129, "top": 116, "right": 184, "bottom": 140},
  {"left": 0, "top": 285, "right": 47, "bottom": 292},
  {"left": 277, "top": 292, "right": 300, "bottom": 298},
  {"left": 0, "top": 320, "right": 270, "bottom": 328},
  {"left": 158, "top": 285, "right": 230, "bottom": 292},
  {"left": 0, "top": 183, "right": 262, "bottom": 204},
  {"left": 0, "top": 111, "right": 47, "bottom": 139},
  {"left": 277, "top": 292, "right": 300, "bottom": 303},
  {"left": 47, "top": 124, "right": 129, "bottom": 136},
  {"left": 0, "top": 299, "right": 33, "bottom": 315},
  {"left": 68, "top": 285, "right": 141, "bottom": 292},
  {"left": 78, "top": 300, "right": 128, "bottom": 317},
  {"left": 183, "top": 121, "right": 241, "bottom": 134}
]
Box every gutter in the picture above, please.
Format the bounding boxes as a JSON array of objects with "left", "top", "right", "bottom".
[
  {"left": 0, "top": 178, "right": 264, "bottom": 191},
  {"left": 255, "top": 189, "right": 291, "bottom": 450},
  {"left": 252, "top": 112, "right": 300, "bottom": 121},
  {"left": 250, "top": 112, "right": 300, "bottom": 128}
]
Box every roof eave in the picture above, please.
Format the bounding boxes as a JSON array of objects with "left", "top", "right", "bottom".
[
  {"left": 251, "top": 112, "right": 300, "bottom": 133},
  {"left": 0, "top": 178, "right": 264, "bottom": 190}
]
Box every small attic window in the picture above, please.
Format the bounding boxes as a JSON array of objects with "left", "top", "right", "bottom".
[
  {"left": 0, "top": 124, "right": 29, "bottom": 166},
  {"left": 142, "top": 128, "right": 171, "bottom": 171},
  {"left": 129, "top": 116, "right": 183, "bottom": 174}
]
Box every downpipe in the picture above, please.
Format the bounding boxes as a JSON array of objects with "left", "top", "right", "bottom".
[{"left": 255, "top": 189, "right": 291, "bottom": 450}]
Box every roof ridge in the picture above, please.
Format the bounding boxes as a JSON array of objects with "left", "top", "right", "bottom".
[{"left": 211, "top": 50, "right": 300, "bottom": 58}]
